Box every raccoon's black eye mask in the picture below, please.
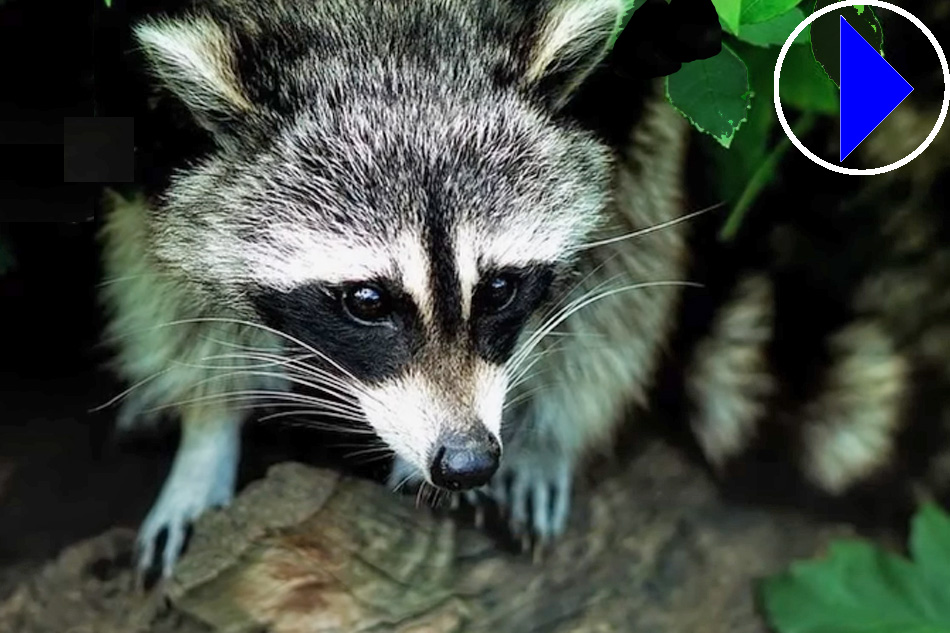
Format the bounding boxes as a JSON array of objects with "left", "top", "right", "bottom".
[
  {"left": 612, "top": 0, "right": 723, "bottom": 79},
  {"left": 249, "top": 264, "right": 556, "bottom": 382},
  {"left": 331, "top": 270, "right": 533, "bottom": 330}
]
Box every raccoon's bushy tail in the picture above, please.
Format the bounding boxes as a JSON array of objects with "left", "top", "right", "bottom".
[
  {"left": 679, "top": 2, "right": 950, "bottom": 523},
  {"left": 684, "top": 260, "right": 950, "bottom": 522}
]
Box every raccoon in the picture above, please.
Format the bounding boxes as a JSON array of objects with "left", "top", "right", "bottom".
[
  {"left": 100, "top": 0, "right": 693, "bottom": 576},
  {"left": 103, "top": 0, "right": 950, "bottom": 582}
]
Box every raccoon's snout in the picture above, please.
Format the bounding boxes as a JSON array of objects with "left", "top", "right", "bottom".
[{"left": 429, "top": 426, "right": 501, "bottom": 491}]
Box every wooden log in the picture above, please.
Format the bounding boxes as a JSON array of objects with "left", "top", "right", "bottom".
[{"left": 0, "top": 442, "right": 854, "bottom": 633}]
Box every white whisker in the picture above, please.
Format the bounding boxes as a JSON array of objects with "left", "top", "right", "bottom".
[
  {"left": 508, "top": 280, "right": 702, "bottom": 378},
  {"left": 579, "top": 202, "right": 723, "bottom": 250}
]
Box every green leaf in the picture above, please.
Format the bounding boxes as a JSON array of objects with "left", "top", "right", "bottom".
[
  {"left": 708, "top": 42, "right": 777, "bottom": 200},
  {"left": 740, "top": 0, "right": 803, "bottom": 26},
  {"left": 912, "top": 504, "right": 950, "bottom": 580},
  {"left": 737, "top": 7, "right": 809, "bottom": 46},
  {"left": 778, "top": 40, "right": 839, "bottom": 114},
  {"left": 713, "top": 0, "right": 743, "bottom": 35},
  {"left": 666, "top": 44, "right": 751, "bottom": 148},
  {"left": 104, "top": 0, "right": 112, "bottom": 6},
  {"left": 811, "top": 1, "right": 883, "bottom": 86},
  {"left": 911, "top": 504, "right": 950, "bottom": 615},
  {"left": 762, "top": 505, "right": 950, "bottom": 633}
]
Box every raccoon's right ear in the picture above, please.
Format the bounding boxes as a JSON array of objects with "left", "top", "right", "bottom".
[
  {"left": 134, "top": 16, "right": 253, "bottom": 137},
  {"left": 523, "top": 0, "right": 625, "bottom": 109}
]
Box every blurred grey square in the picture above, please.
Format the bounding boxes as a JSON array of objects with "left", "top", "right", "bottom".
[{"left": 63, "top": 116, "right": 134, "bottom": 183}]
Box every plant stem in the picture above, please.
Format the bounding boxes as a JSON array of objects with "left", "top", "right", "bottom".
[{"left": 719, "top": 112, "right": 818, "bottom": 241}]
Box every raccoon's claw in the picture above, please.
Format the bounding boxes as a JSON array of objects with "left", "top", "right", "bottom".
[
  {"left": 135, "top": 430, "right": 238, "bottom": 585},
  {"left": 135, "top": 477, "right": 232, "bottom": 586},
  {"left": 470, "top": 449, "right": 573, "bottom": 544},
  {"left": 501, "top": 459, "right": 572, "bottom": 542},
  {"left": 135, "top": 510, "right": 191, "bottom": 587}
]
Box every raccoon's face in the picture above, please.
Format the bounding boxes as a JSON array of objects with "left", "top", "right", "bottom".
[{"left": 136, "top": 0, "right": 623, "bottom": 490}]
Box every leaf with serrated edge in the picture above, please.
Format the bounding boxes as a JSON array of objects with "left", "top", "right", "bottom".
[
  {"left": 764, "top": 543, "right": 949, "bottom": 633},
  {"left": 709, "top": 41, "right": 776, "bottom": 200},
  {"left": 762, "top": 506, "right": 950, "bottom": 633},
  {"left": 666, "top": 44, "right": 750, "bottom": 148}
]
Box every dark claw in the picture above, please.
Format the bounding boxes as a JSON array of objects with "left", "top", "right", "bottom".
[{"left": 456, "top": 455, "right": 572, "bottom": 552}]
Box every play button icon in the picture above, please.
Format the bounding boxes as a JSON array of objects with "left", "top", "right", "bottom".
[
  {"left": 774, "top": 1, "right": 949, "bottom": 176},
  {"left": 839, "top": 15, "right": 914, "bottom": 161}
]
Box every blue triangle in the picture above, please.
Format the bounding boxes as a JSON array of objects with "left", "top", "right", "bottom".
[{"left": 840, "top": 16, "right": 914, "bottom": 162}]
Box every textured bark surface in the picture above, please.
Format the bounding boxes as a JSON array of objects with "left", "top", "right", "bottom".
[{"left": 0, "top": 441, "right": 854, "bottom": 633}]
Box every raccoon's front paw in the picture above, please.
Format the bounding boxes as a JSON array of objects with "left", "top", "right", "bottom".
[
  {"left": 136, "top": 468, "right": 234, "bottom": 583},
  {"left": 470, "top": 445, "right": 574, "bottom": 544}
]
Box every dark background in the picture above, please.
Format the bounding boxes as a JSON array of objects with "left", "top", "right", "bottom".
[{"left": 0, "top": 0, "right": 369, "bottom": 571}]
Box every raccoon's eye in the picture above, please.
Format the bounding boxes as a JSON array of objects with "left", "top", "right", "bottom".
[
  {"left": 481, "top": 275, "right": 518, "bottom": 313},
  {"left": 341, "top": 284, "right": 392, "bottom": 324}
]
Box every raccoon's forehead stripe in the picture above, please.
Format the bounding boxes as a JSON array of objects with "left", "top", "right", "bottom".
[
  {"left": 426, "top": 211, "right": 463, "bottom": 337},
  {"left": 395, "top": 234, "right": 434, "bottom": 329},
  {"left": 455, "top": 228, "right": 479, "bottom": 321}
]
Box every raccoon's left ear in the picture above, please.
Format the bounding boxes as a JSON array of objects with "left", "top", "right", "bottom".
[
  {"left": 134, "top": 16, "right": 254, "bottom": 138},
  {"left": 524, "top": 0, "right": 625, "bottom": 109}
]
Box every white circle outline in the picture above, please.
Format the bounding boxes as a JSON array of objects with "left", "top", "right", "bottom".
[{"left": 774, "top": 1, "right": 950, "bottom": 175}]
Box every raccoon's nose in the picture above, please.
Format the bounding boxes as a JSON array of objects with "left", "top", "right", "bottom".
[{"left": 429, "top": 427, "right": 500, "bottom": 491}]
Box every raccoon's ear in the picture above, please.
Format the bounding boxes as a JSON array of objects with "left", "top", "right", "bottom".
[
  {"left": 134, "top": 16, "right": 253, "bottom": 135},
  {"left": 524, "top": 0, "right": 625, "bottom": 109}
]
